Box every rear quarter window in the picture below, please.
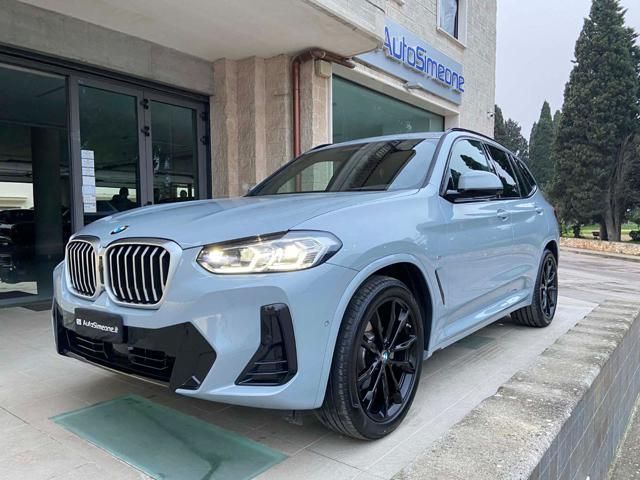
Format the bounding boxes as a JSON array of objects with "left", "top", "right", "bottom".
[{"left": 511, "top": 155, "right": 537, "bottom": 196}]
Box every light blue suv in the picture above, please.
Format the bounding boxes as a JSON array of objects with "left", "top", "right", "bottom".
[{"left": 53, "top": 129, "right": 559, "bottom": 440}]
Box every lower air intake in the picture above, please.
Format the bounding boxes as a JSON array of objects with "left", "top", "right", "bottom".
[{"left": 236, "top": 304, "right": 298, "bottom": 386}]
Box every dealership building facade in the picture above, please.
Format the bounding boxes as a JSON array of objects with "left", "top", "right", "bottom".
[{"left": 0, "top": 0, "right": 496, "bottom": 306}]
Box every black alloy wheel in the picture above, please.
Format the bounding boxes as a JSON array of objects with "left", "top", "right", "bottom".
[
  {"left": 357, "top": 297, "right": 420, "bottom": 422},
  {"left": 317, "top": 275, "right": 424, "bottom": 440},
  {"left": 539, "top": 254, "right": 558, "bottom": 320},
  {"left": 512, "top": 249, "right": 558, "bottom": 328}
]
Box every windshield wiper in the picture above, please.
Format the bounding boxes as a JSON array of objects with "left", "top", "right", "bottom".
[{"left": 346, "top": 186, "right": 388, "bottom": 191}]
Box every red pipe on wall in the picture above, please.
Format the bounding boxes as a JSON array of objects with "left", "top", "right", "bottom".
[{"left": 291, "top": 49, "right": 355, "bottom": 158}]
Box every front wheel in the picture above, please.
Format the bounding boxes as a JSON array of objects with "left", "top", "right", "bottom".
[
  {"left": 512, "top": 250, "right": 558, "bottom": 327},
  {"left": 316, "top": 275, "right": 424, "bottom": 440}
]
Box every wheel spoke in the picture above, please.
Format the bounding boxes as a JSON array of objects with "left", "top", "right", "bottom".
[
  {"left": 384, "top": 300, "right": 398, "bottom": 343},
  {"left": 388, "top": 308, "right": 409, "bottom": 349},
  {"left": 389, "top": 359, "right": 415, "bottom": 374},
  {"left": 358, "top": 360, "right": 379, "bottom": 388},
  {"left": 392, "top": 335, "right": 417, "bottom": 352},
  {"left": 373, "top": 310, "right": 386, "bottom": 347},
  {"left": 366, "top": 364, "right": 385, "bottom": 412},
  {"left": 386, "top": 363, "right": 400, "bottom": 391},
  {"left": 381, "top": 368, "right": 391, "bottom": 416}
]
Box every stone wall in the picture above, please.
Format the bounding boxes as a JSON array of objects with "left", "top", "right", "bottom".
[
  {"left": 560, "top": 237, "right": 640, "bottom": 257},
  {"left": 396, "top": 301, "right": 640, "bottom": 480},
  {"left": 212, "top": 55, "right": 294, "bottom": 197}
]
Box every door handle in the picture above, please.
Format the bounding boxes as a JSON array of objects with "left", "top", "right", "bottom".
[
  {"left": 496, "top": 209, "right": 509, "bottom": 221},
  {"left": 534, "top": 204, "right": 544, "bottom": 215}
]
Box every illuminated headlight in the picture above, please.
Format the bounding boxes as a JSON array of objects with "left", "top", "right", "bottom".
[{"left": 196, "top": 231, "right": 342, "bottom": 274}]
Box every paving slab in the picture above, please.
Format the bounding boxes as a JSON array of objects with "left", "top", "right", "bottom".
[{"left": 0, "top": 251, "right": 638, "bottom": 479}]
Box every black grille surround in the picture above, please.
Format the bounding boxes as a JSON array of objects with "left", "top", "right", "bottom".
[
  {"left": 53, "top": 302, "right": 216, "bottom": 390},
  {"left": 105, "top": 242, "right": 171, "bottom": 306},
  {"left": 236, "top": 304, "right": 298, "bottom": 386},
  {"left": 66, "top": 239, "right": 99, "bottom": 298}
]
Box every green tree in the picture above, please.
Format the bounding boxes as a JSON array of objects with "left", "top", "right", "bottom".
[
  {"left": 494, "top": 105, "right": 529, "bottom": 160},
  {"left": 528, "top": 101, "right": 555, "bottom": 189},
  {"left": 551, "top": 0, "right": 640, "bottom": 241},
  {"left": 552, "top": 110, "right": 563, "bottom": 135}
]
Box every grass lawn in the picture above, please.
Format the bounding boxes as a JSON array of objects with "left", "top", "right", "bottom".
[{"left": 562, "top": 223, "right": 639, "bottom": 242}]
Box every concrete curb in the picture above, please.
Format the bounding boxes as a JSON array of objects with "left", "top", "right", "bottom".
[
  {"left": 560, "top": 246, "right": 640, "bottom": 263},
  {"left": 395, "top": 301, "right": 640, "bottom": 480}
]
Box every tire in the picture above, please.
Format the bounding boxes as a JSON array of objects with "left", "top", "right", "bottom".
[
  {"left": 316, "top": 275, "right": 424, "bottom": 440},
  {"left": 512, "top": 250, "right": 558, "bottom": 328}
]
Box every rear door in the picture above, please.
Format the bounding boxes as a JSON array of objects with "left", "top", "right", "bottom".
[
  {"left": 508, "top": 155, "right": 549, "bottom": 291},
  {"left": 436, "top": 138, "right": 515, "bottom": 341}
]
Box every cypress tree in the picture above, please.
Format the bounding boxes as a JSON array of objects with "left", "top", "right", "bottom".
[
  {"left": 494, "top": 105, "right": 529, "bottom": 161},
  {"left": 552, "top": 110, "right": 563, "bottom": 135},
  {"left": 551, "top": 0, "right": 640, "bottom": 241},
  {"left": 529, "top": 101, "right": 555, "bottom": 189}
]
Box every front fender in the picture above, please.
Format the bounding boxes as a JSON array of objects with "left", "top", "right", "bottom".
[{"left": 313, "top": 253, "right": 439, "bottom": 407}]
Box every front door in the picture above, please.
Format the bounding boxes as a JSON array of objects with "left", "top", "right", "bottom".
[{"left": 436, "top": 139, "right": 515, "bottom": 341}]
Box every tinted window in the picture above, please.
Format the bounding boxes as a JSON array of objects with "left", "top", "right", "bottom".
[
  {"left": 486, "top": 145, "right": 520, "bottom": 198},
  {"left": 446, "top": 139, "right": 491, "bottom": 190},
  {"left": 511, "top": 155, "right": 536, "bottom": 196},
  {"left": 251, "top": 139, "right": 438, "bottom": 195}
]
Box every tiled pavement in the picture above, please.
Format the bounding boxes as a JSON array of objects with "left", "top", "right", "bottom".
[{"left": 2, "top": 250, "right": 639, "bottom": 480}]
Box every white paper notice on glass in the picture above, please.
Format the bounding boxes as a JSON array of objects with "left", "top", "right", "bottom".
[{"left": 81, "top": 150, "right": 97, "bottom": 212}]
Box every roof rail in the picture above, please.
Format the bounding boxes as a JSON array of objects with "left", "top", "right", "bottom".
[
  {"left": 446, "top": 128, "right": 496, "bottom": 143},
  {"left": 310, "top": 143, "right": 332, "bottom": 151}
]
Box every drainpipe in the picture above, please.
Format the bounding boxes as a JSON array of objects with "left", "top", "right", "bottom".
[{"left": 291, "top": 49, "right": 356, "bottom": 157}]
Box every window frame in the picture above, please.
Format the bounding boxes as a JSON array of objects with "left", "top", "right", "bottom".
[
  {"left": 439, "top": 136, "right": 501, "bottom": 203},
  {"left": 482, "top": 143, "right": 523, "bottom": 200},
  {"left": 437, "top": 0, "right": 467, "bottom": 45},
  {"left": 509, "top": 154, "right": 538, "bottom": 199}
]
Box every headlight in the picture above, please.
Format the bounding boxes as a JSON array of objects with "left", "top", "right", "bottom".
[{"left": 197, "top": 231, "right": 342, "bottom": 274}]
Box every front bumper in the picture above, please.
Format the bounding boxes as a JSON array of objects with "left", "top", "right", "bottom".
[{"left": 53, "top": 247, "right": 357, "bottom": 409}]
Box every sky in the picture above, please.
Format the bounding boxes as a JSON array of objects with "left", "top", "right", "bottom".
[{"left": 496, "top": 0, "right": 640, "bottom": 139}]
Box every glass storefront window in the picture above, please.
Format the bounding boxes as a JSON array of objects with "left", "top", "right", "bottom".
[
  {"left": 0, "top": 64, "right": 71, "bottom": 304},
  {"left": 332, "top": 76, "right": 445, "bottom": 143}
]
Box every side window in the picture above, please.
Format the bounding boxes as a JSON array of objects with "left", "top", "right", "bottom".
[
  {"left": 485, "top": 145, "right": 520, "bottom": 198},
  {"left": 511, "top": 155, "right": 536, "bottom": 196},
  {"left": 446, "top": 139, "right": 491, "bottom": 190}
]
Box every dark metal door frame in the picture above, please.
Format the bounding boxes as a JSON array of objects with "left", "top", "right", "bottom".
[{"left": 0, "top": 49, "right": 211, "bottom": 234}]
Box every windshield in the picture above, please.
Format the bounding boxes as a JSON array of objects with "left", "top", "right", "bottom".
[{"left": 249, "top": 139, "right": 438, "bottom": 196}]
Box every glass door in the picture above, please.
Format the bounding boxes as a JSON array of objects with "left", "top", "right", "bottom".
[
  {"left": 78, "top": 82, "right": 144, "bottom": 224},
  {"left": 144, "top": 94, "right": 206, "bottom": 203},
  {"left": 147, "top": 99, "right": 199, "bottom": 204}
]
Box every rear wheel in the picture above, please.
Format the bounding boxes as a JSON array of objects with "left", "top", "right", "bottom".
[
  {"left": 512, "top": 250, "right": 558, "bottom": 328},
  {"left": 317, "top": 275, "right": 424, "bottom": 440}
]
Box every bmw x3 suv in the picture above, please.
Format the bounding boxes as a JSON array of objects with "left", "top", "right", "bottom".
[{"left": 53, "top": 129, "right": 559, "bottom": 440}]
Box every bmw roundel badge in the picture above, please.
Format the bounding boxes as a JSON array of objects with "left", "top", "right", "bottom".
[{"left": 110, "top": 225, "right": 129, "bottom": 235}]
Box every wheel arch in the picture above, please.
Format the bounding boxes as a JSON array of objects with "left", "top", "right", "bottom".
[
  {"left": 372, "top": 262, "right": 434, "bottom": 352},
  {"left": 545, "top": 239, "right": 559, "bottom": 262},
  {"left": 313, "top": 254, "right": 437, "bottom": 407}
]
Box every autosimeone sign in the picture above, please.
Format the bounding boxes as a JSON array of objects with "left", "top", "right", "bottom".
[{"left": 358, "top": 19, "right": 465, "bottom": 105}]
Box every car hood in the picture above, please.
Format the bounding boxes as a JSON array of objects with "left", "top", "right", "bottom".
[{"left": 78, "top": 191, "right": 416, "bottom": 249}]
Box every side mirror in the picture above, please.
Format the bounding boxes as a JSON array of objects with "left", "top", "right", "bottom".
[{"left": 448, "top": 170, "right": 503, "bottom": 200}]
